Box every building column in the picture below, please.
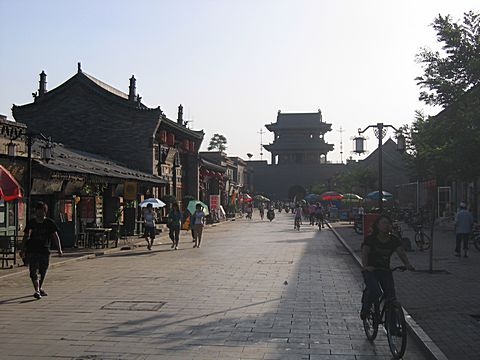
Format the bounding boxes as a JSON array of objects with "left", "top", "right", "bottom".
[{"left": 271, "top": 153, "right": 276, "bottom": 165}]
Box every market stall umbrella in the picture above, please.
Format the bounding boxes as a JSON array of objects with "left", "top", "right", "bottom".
[
  {"left": 342, "top": 193, "right": 363, "bottom": 201},
  {"left": 320, "top": 191, "right": 343, "bottom": 201},
  {"left": 0, "top": 165, "right": 22, "bottom": 201},
  {"left": 366, "top": 191, "right": 393, "bottom": 200},
  {"left": 304, "top": 193, "right": 321, "bottom": 202},
  {"left": 187, "top": 200, "right": 210, "bottom": 216},
  {"left": 139, "top": 198, "right": 166, "bottom": 208},
  {"left": 254, "top": 194, "right": 270, "bottom": 202},
  {"left": 243, "top": 194, "right": 253, "bottom": 202}
]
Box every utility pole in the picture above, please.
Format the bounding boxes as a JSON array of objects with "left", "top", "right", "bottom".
[
  {"left": 337, "top": 126, "right": 345, "bottom": 163},
  {"left": 258, "top": 128, "right": 265, "bottom": 160}
]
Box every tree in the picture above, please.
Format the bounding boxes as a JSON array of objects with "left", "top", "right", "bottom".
[
  {"left": 415, "top": 11, "right": 480, "bottom": 107},
  {"left": 334, "top": 167, "right": 377, "bottom": 196},
  {"left": 405, "top": 98, "right": 480, "bottom": 183},
  {"left": 310, "top": 183, "right": 327, "bottom": 195},
  {"left": 208, "top": 134, "right": 227, "bottom": 152}
]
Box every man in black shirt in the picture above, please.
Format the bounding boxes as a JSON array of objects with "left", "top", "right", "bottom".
[{"left": 23, "top": 201, "right": 63, "bottom": 299}]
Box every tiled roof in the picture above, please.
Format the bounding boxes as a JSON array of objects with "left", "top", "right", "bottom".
[
  {"left": 32, "top": 142, "right": 167, "bottom": 184},
  {"left": 266, "top": 112, "right": 332, "bottom": 131},
  {"left": 83, "top": 72, "right": 129, "bottom": 100}
]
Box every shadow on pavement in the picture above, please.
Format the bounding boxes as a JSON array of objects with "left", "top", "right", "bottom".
[
  {"left": 85, "top": 215, "right": 424, "bottom": 359},
  {"left": 0, "top": 295, "right": 35, "bottom": 305}
]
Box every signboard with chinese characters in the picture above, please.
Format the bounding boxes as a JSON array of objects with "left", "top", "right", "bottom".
[{"left": 209, "top": 195, "right": 220, "bottom": 210}]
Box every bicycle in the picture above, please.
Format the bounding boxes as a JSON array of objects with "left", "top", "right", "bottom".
[
  {"left": 412, "top": 223, "right": 431, "bottom": 251},
  {"left": 362, "top": 266, "right": 408, "bottom": 359},
  {"left": 294, "top": 217, "right": 301, "bottom": 231},
  {"left": 470, "top": 227, "right": 480, "bottom": 251},
  {"left": 353, "top": 215, "right": 363, "bottom": 235}
]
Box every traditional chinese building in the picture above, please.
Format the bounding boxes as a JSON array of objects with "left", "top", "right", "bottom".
[
  {"left": 12, "top": 64, "right": 204, "bottom": 204},
  {"left": 248, "top": 109, "right": 343, "bottom": 200},
  {"left": 264, "top": 110, "right": 334, "bottom": 165}
]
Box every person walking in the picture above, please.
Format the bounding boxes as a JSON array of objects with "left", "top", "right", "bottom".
[
  {"left": 22, "top": 201, "right": 63, "bottom": 300},
  {"left": 454, "top": 202, "right": 473, "bottom": 258},
  {"left": 192, "top": 204, "right": 206, "bottom": 248},
  {"left": 259, "top": 203, "right": 265, "bottom": 220},
  {"left": 308, "top": 203, "right": 316, "bottom": 225},
  {"left": 168, "top": 203, "right": 182, "bottom": 250},
  {"left": 294, "top": 203, "right": 303, "bottom": 230},
  {"left": 143, "top": 203, "right": 157, "bottom": 250}
]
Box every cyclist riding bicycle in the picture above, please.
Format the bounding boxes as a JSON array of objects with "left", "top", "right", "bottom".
[
  {"left": 294, "top": 203, "right": 302, "bottom": 229},
  {"left": 360, "top": 214, "right": 414, "bottom": 320},
  {"left": 314, "top": 203, "right": 324, "bottom": 228}
]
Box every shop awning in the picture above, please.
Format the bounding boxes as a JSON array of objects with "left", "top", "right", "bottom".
[{"left": 0, "top": 165, "right": 22, "bottom": 201}]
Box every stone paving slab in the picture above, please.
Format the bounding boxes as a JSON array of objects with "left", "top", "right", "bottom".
[
  {"left": 333, "top": 221, "right": 480, "bottom": 360},
  {"left": 0, "top": 214, "right": 426, "bottom": 359}
]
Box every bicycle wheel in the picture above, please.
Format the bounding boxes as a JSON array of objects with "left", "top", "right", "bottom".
[
  {"left": 421, "top": 231, "right": 431, "bottom": 250},
  {"left": 354, "top": 224, "right": 363, "bottom": 234},
  {"left": 414, "top": 232, "right": 427, "bottom": 251},
  {"left": 474, "top": 236, "right": 480, "bottom": 251},
  {"left": 386, "top": 304, "right": 407, "bottom": 359},
  {"left": 362, "top": 303, "right": 379, "bottom": 341}
]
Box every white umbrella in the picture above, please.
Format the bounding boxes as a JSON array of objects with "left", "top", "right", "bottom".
[{"left": 139, "top": 198, "right": 166, "bottom": 208}]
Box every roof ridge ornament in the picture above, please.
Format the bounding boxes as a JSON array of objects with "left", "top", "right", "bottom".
[{"left": 77, "top": 62, "right": 82, "bottom": 73}]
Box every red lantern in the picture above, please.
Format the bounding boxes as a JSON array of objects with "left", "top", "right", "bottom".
[
  {"left": 159, "top": 131, "right": 167, "bottom": 143},
  {"left": 167, "top": 133, "right": 175, "bottom": 146}
]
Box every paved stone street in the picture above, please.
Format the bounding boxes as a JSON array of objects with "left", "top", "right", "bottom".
[
  {"left": 333, "top": 221, "right": 480, "bottom": 360},
  {"left": 0, "top": 214, "right": 426, "bottom": 360}
]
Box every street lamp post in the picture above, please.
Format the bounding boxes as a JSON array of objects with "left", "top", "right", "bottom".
[
  {"left": 354, "top": 123, "right": 405, "bottom": 212},
  {"left": 25, "top": 133, "right": 53, "bottom": 221}
]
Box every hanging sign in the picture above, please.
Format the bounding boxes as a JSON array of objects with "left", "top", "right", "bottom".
[
  {"left": 209, "top": 195, "right": 220, "bottom": 210},
  {"left": 124, "top": 181, "right": 137, "bottom": 201}
]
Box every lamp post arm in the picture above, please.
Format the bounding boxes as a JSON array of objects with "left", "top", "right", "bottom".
[
  {"left": 358, "top": 125, "right": 376, "bottom": 135},
  {"left": 384, "top": 124, "right": 399, "bottom": 132}
]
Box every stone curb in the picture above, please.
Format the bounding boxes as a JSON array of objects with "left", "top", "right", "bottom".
[
  {"left": 0, "top": 218, "right": 237, "bottom": 281},
  {"left": 327, "top": 222, "right": 449, "bottom": 360}
]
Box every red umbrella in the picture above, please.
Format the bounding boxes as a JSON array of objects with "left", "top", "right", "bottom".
[
  {"left": 243, "top": 194, "right": 253, "bottom": 202},
  {"left": 0, "top": 165, "right": 22, "bottom": 201},
  {"left": 320, "top": 191, "right": 343, "bottom": 201}
]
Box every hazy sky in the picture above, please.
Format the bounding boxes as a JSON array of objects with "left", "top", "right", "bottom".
[{"left": 1, "top": 0, "right": 478, "bottom": 162}]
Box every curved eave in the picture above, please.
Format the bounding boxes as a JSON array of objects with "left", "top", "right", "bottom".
[
  {"left": 264, "top": 143, "right": 334, "bottom": 152},
  {"left": 160, "top": 116, "right": 205, "bottom": 140},
  {"left": 265, "top": 123, "right": 332, "bottom": 132}
]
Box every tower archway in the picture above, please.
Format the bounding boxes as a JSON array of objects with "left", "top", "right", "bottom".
[{"left": 288, "top": 185, "right": 306, "bottom": 202}]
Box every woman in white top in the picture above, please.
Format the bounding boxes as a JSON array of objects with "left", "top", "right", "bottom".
[{"left": 192, "top": 204, "right": 205, "bottom": 248}]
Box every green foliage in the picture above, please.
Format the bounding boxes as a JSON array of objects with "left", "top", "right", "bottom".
[
  {"left": 334, "top": 167, "right": 377, "bottom": 196},
  {"left": 416, "top": 11, "right": 480, "bottom": 107},
  {"left": 208, "top": 133, "right": 227, "bottom": 152},
  {"left": 310, "top": 183, "right": 327, "bottom": 194},
  {"left": 81, "top": 183, "right": 107, "bottom": 196}
]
